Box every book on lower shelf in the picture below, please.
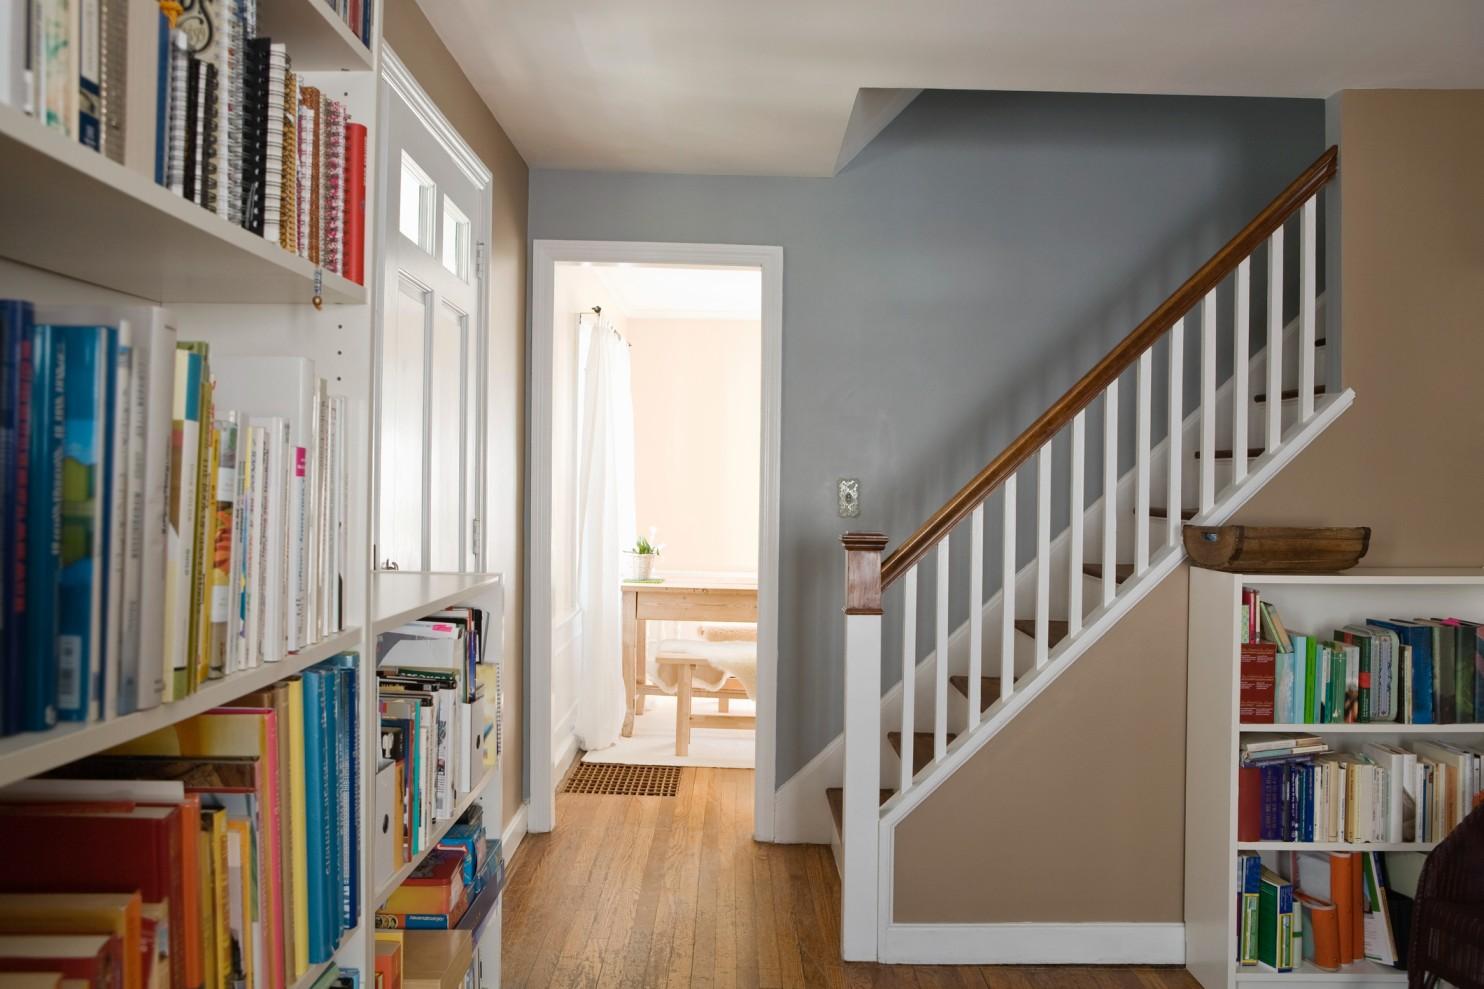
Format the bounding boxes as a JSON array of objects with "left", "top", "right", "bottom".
[
  {"left": 0, "top": 652, "right": 360, "bottom": 989},
  {"left": 1234, "top": 849, "right": 1415, "bottom": 974},
  {"left": 375, "top": 801, "right": 505, "bottom": 934},
  {"left": 0, "top": 301, "right": 353, "bottom": 738},
  {"left": 0, "top": 0, "right": 369, "bottom": 283},
  {"left": 1239, "top": 587, "right": 1483, "bottom": 727}
]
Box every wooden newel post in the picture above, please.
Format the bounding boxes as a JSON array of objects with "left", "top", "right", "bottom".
[
  {"left": 842, "top": 532, "right": 889, "bottom": 615},
  {"left": 839, "top": 531, "right": 888, "bottom": 961}
]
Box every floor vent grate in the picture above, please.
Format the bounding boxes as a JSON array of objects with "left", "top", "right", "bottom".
[{"left": 563, "top": 762, "right": 682, "bottom": 797}]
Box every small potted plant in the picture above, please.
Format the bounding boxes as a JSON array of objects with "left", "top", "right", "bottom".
[{"left": 623, "top": 528, "right": 664, "bottom": 581}]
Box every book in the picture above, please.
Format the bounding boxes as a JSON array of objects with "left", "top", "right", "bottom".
[
  {"left": 0, "top": 301, "right": 35, "bottom": 736},
  {"left": 343, "top": 122, "right": 366, "bottom": 284},
  {"left": 1296, "top": 893, "right": 1340, "bottom": 971},
  {"left": 1257, "top": 867, "right": 1294, "bottom": 972},
  {"left": 25, "top": 321, "right": 65, "bottom": 731},
  {"left": 0, "top": 934, "right": 124, "bottom": 989},
  {"left": 0, "top": 892, "right": 141, "bottom": 989},
  {"left": 1237, "top": 851, "right": 1261, "bottom": 966},
  {"left": 1240, "top": 642, "right": 1276, "bottom": 724}
]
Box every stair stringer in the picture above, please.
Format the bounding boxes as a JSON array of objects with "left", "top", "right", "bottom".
[
  {"left": 872, "top": 388, "right": 1354, "bottom": 940},
  {"left": 772, "top": 300, "right": 1326, "bottom": 843}
]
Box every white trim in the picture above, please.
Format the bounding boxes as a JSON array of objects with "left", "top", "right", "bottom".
[
  {"left": 528, "top": 239, "right": 784, "bottom": 841},
  {"left": 552, "top": 701, "right": 580, "bottom": 778},
  {"left": 380, "top": 46, "right": 491, "bottom": 187},
  {"left": 879, "top": 922, "right": 1185, "bottom": 965},
  {"left": 500, "top": 800, "right": 528, "bottom": 865}
]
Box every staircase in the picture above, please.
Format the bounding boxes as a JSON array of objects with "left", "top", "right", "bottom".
[{"left": 829, "top": 147, "right": 1351, "bottom": 961}]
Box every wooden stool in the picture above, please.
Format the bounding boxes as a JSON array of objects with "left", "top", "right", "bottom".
[{"left": 656, "top": 654, "right": 756, "bottom": 756}]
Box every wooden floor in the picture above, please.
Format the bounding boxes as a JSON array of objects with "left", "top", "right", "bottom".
[{"left": 501, "top": 767, "right": 1198, "bottom": 989}]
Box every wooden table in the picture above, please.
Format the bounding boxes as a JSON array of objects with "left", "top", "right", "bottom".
[{"left": 621, "top": 574, "right": 758, "bottom": 737}]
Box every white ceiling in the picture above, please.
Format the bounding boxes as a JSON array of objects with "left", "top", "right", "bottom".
[
  {"left": 578, "top": 263, "right": 762, "bottom": 321},
  {"left": 418, "top": 0, "right": 1484, "bottom": 177}
]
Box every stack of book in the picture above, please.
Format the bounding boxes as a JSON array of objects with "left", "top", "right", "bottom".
[
  {"left": 0, "top": 653, "right": 359, "bottom": 989},
  {"left": 1237, "top": 849, "right": 1410, "bottom": 972},
  {"left": 375, "top": 803, "right": 505, "bottom": 933},
  {"left": 0, "top": 300, "right": 351, "bottom": 735},
  {"left": 1239, "top": 735, "right": 1484, "bottom": 844},
  {"left": 377, "top": 606, "right": 494, "bottom": 868},
  {"left": 1240, "top": 589, "right": 1483, "bottom": 725},
  {"left": 0, "top": 0, "right": 369, "bottom": 284}
]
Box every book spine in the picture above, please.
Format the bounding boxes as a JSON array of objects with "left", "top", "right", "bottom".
[
  {"left": 100, "top": 328, "right": 129, "bottom": 721},
  {"left": 187, "top": 353, "right": 213, "bottom": 690},
  {"left": 207, "top": 415, "right": 237, "bottom": 678},
  {"left": 98, "top": 0, "right": 126, "bottom": 162},
  {"left": 163, "top": 347, "right": 201, "bottom": 701},
  {"left": 343, "top": 123, "right": 366, "bottom": 284},
  {"left": 1, "top": 304, "right": 34, "bottom": 734},
  {"left": 25, "top": 323, "right": 63, "bottom": 729},
  {"left": 78, "top": 0, "right": 100, "bottom": 148},
  {"left": 135, "top": 316, "right": 175, "bottom": 710},
  {"left": 287, "top": 446, "right": 306, "bottom": 651}
]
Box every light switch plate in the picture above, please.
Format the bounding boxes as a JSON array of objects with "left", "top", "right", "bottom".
[{"left": 838, "top": 478, "right": 860, "bottom": 518}]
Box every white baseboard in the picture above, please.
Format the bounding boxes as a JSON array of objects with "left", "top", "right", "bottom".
[
  {"left": 553, "top": 728, "right": 580, "bottom": 783},
  {"left": 501, "top": 800, "right": 528, "bottom": 865},
  {"left": 879, "top": 922, "right": 1185, "bottom": 965}
]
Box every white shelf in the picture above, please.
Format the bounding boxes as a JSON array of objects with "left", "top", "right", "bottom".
[
  {"left": 1236, "top": 568, "right": 1484, "bottom": 586},
  {"left": 0, "top": 103, "right": 365, "bottom": 304},
  {"left": 0, "top": 627, "right": 361, "bottom": 788},
  {"left": 372, "top": 572, "right": 503, "bottom": 634},
  {"left": 1242, "top": 723, "right": 1484, "bottom": 734},
  {"left": 258, "top": 0, "right": 374, "bottom": 71},
  {"left": 1237, "top": 841, "right": 1436, "bottom": 852},
  {"left": 1234, "top": 960, "right": 1405, "bottom": 983},
  {"left": 287, "top": 927, "right": 358, "bottom": 989},
  {"left": 374, "top": 762, "right": 499, "bottom": 908}
]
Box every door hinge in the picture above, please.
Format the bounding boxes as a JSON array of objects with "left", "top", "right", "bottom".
[
  {"left": 471, "top": 517, "right": 482, "bottom": 562},
  {"left": 475, "top": 241, "right": 487, "bottom": 279}
]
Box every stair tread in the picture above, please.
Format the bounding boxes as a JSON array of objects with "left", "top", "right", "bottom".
[
  {"left": 887, "top": 730, "right": 959, "bottom": 775},
  {"left": 1012, "top": 618, "right": 1069, "bottom": 648},
  {"left": 948, "top": 675, "right": 1004, "bottom": 712},
  {"left": 1194, "top": 447, "right": 1267, "bottom": 460},
  {"left": 1150, "top": 507, "right": 1197, "bottom": 521},
  {"left": 825, "top": 786, "right": 896, "bottom": 836},
  {"left": 1254, "top": 385, "right": 1328, "bottom": 403},
  {"left": 1082, "top": 562, "right": 1135, "bottom": 584}
]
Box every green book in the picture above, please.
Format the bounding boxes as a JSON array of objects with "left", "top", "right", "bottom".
[
  {"left": 1238, "top": 852, "right": 1262, "bottom": 966},
  {"left": 1258, "top": 867, "right": 1294, "bottom": 972}
]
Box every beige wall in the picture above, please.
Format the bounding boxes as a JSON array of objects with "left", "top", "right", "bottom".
[
  {"left": 892, "top": 90, "right": 1484, "bottom": 923},
  {"left": 628, "top": 317, "right": 761, "bottom": 574},
  {"left": 384, "top": 0, "right": 529, "bottom": 832}
]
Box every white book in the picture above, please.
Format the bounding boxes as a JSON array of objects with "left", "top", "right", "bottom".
[
  {"left": 163, "top": 348, "right": 201, "bottom": 701},
  {"left": 0, "top": 777, "right": 186, "bottom": 803},
  {"left": 131, "top": 310, "right": 175, "bottom": 710},
  {"left": 212, "top": 355, "right": 316, "bottom": 648},
  {"left": 120, "top": 0, "right": 158, "bottom": 176},
  {"left": 240, "top": 424, "right": 265, "bottom": 669},
  {"left": 246, "top": 416, "right": 287, "bottom": 661},
  {"left": 101, "top": 329, "right": 132, "bottom": 722},
  {"left": 333, "top": 395, "right": 348, "bottom": 630},
  {"left": 0, "top": 0, "right": 29, "bottom": 110},
  {"left": 287, "top": 443, "right": 306, "bottom": 651}
]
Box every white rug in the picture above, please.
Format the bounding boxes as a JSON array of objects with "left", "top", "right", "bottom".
[{"left": 581, "top": 694, "right": 756, "bottom": 769}]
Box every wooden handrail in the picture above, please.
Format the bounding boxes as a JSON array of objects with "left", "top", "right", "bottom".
[{"left": 879, "top": 145, "right": 1338, "bottom": 589}]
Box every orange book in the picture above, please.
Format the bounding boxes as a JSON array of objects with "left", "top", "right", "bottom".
[
  {"left": 0, "top": 934, "right": 124, "bottom": 989},
  {"left": 1349, "top": 853, "right": 1363, "bottom": 962},
  {"left": 0, "top": 893, "right": 142, "bottom": 989},
  {"left": 383, "top": 850, "right": 465, "bottom": 917},
  {"left": 1330, "top": 852, "right": 1355, "bottom": 963},
  {"left": 374, "top": 939, "right": 402, "bottom": 989},
  {"left": 1296, "top": 894, "right": 1340, "bottom": 971}
]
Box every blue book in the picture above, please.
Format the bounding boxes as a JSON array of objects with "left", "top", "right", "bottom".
[
  {"left": 24, "top": 325, "right": 64, "bottom": 731},
  {"left": 319, "top": 668, "right": 337, "bottom": 950},
  {"left": 331, "top": 656, "right": 360, "bottom": 933},
  {"left": 0, "top": 301, "right": 34, "bottom": 735},
  {"left": 153, "top": 12, "right": 170, "bottom": 185},
  {"left": 330, "top": 662, "right": 348, "bottom": 941},
  {"left": 1368, "top": 619, "right": 1436, "bottom": 724},
  {"left": 302, "top": 669, "right": 331, "bottom": 961},
  {"left": 53, "top": 326, "right": 115, "bottom": 722}
]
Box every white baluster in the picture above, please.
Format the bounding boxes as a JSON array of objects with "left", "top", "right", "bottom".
[
  {"left": 1233, "top": 256, "right": 1250, "bottom": 482},
  {"left": 1068, "top": 410, "right": 1085, "bottom": 636},
  {"left": 1000, "top": 475, "right": 1017, "bottom": 700},
  {"left": 934, "top": 535, "right": 949, "bottom": 761},
  {"left": 1102, "top": 380, "right": 1118, "bottom": 607},
  {"left": 967, "top": 505, "right": 983, "bottom": 728},
  {"left": 1267, "top": 226, "right": 1285, "bottom": 452},
  {"left": 1200, "top": 290, "right": 1217, "bottom": 512},
  {"left": 1035, "top": 442, "right": 1052, "bottom": 668},
  {"left": 1166, "top": 319, "right": 1183, "bottom": 546},
  {"left": 1134, "top": 349, "right": 1151, "bottom": 574},
  {"left": 1300, "top": 196, "right": 1317, "bottom": 421},
  {"left": 899, "top": 565, "right": 917, "bottom": 794}
]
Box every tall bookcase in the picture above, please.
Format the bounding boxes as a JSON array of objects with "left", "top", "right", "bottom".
[
  {"left": 1185, "top": 567, "right": 1484, "bottom": 989},
  {"left": 0, "top": 0, "right": 507, "bottom": 985}
]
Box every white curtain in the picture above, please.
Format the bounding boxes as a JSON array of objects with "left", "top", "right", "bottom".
[{"left": 574, "top": 317, "right": 636, "bottom": 751}]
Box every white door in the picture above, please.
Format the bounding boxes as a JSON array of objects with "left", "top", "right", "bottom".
[{"left": 375, "top": 51, "right": 491, "bottom": 573}]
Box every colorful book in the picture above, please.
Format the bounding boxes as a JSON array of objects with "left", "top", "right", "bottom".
[
  {"left": 0, "top": 892, "right": 142, "bottom": 989},
  {"left": 24, "top": 322, "right": 65, "bottom": 730},
  {"left": 1237, "top": 851, "right": 1261, "bottom": 966},
  {"left": 1258, "top": 867, "right": 1294, "bottom": 972}
]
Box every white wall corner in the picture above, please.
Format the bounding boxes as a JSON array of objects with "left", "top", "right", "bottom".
[{"left": 879, "top": 922, "right": 1186, "bottom": 965}]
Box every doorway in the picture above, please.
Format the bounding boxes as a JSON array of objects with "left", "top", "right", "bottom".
[{"left": 529, "top": 241, "right": 782, "bottom": 840}]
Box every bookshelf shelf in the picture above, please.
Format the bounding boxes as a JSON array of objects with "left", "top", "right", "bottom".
[
  {"left": 0, "top": 627, "right": 361, "bottom": 789},
  {"left": 372, "top": 571, "right": 503, "bottom": 634},
  {"left": 1184, "top": 569, "right": 1480, "bottom": 989},
  {"left": 374, "top": 761, "right": 500, "bottom": 908},
  {"left": 0, "top": 103, "right": 366, "bottom": 305},
  {"left": 258, "top": 0, "right": 375, "bottom": 71},
  {"left": 1233, "top": 960, "right": 1406, "bottom": 984}
]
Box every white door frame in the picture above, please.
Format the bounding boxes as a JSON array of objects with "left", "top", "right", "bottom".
[{"left": 528, "top": 239, "right": 783, "bottom": 840}]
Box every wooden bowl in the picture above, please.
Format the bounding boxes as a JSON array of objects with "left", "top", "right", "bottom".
[{"left": 1182, "top": 524, "right": 1371, "bottom": 573}]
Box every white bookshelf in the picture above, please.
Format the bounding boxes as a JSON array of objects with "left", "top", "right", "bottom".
[
  {"left": 0, "top": 0, "right": 506, "bottom": 982},
  {"left": 1185, "top": 568, "right": 1484, "bottom": 989}
]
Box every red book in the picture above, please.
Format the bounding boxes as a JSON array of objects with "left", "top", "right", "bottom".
[
  {"left": 343, "top": 123, "right": 367, "bottom": 284},
  {"left": 0, "top": 933, "right": 125, "bottom": 989},
  {"left": 1237, "top": 765, "right": 1262, "bottom": 842},
  {"left": 0, "top": 807, "right": 186, "bottom": 989},
  {"left": 1240, "top": 642, "right": 1277, "bottom": 723}
]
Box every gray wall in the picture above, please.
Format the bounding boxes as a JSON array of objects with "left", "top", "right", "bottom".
[{"left": 528, "top": 90, "right": 1325, "bottom": 786}]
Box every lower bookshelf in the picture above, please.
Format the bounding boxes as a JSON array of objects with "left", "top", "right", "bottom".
[
  {"left": 374, "top": 761, "right": 501, "bottom": 908},
  {"left": 1233, "top": 959, "right": 1406, "bottom": 985}
]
